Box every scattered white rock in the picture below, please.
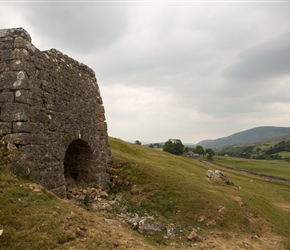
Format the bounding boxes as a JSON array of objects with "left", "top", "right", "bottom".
[
  {"left": 104, "top": 218, "right": 122, "bottom": 227},
  {"left": 242, "top": 241, "right": 250, "bottom": 247},
  {"left": 187, "top": 230, "right": 198, "bottom": 240},
  {"left": 100, "top": 191, "right": 108, "bottom": 198},
  {"left": 251, "top": 234, "right": 259, "bottom": 239},
  {"left": 206, "top": 170, "right": 234, "bottom": 185},
  {"left": 29, "top": 184, "right": 41, "bottom": 192}
]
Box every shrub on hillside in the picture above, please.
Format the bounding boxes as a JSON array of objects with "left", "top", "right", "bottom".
[{"left": 163, "top": 139, "right": 184, "bottom": 155}]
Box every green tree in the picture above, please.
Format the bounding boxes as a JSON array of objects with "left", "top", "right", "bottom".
[
  {"left": 205, "top": 148, "right": 215, "bottom": 155},
  {"left": 163, "top": 139, "right": 184, "bottom": 155},
  {"left": 194, "top": 145, "right": 205, "bottom": 155},
  {"left": 206, "top": 154, "right": 214, "bottom": 161},
  {"left": 134, "top": 140, "right": 142, "bottom": 145}
]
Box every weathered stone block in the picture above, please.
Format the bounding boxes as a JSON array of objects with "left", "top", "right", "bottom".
[
  {"left": 31, "top": 133, "right": 46, "bottom": 145},
  {"left": 3, "top": 132, "right": 30, "bottom": 145},
  {"left": 12, "top": 48, "right": 30, "bottom": 60},
  {"left": 48, "top": 120, "right": 58, "bottom": 131},
  {"left": 93, "top": 172, "right": 111, "bottom": 190},
  {"left": 19, "top": 144, "right": 47, "bottom": 157},
  {"left": 29, "top": 95, "right": 44, "bottom": 106},
  {"left": 30, "top": 108, "right": 49, "bottom": 123},
  {"left": 0, "top": 122, "right": 11, "bottom": 135},
  {"left": 38, "top": 70, "right": 53, "bottom": 82},
  {"left": 0, "top": 41, "right": 13, "bottom": 50},
  {"left": 9, "top": 60, "right": 22, "bottom": 71},
  {"left": 0, "top": 44, "right": 9, "bottom": 51},
  {"left": 0, "top": 49, "right": 13, "bottom": 61},
  {"left": 0, "top": 103, "right": 29, "bottom": 121},
  {"left": 50, "top": 186, "right": 66, "bottom": 199},
  {"left": 0, "top": 72, "right": 16, "bottom": 90},
  {"left": 0, "top": 71, "right": 28, "bottom": 90},
  {"left": 13, "top": 122, "right": 37, "bottom": 133},
  {"left": 14, "top": 89, "right": 30, "bottom": 104},
  {"left": 0, "top": 62, "right": 7, "bottom": 73},
  {"left": 22, "top": 61, "right": 35, "bottom": 76},
  {"left": 14, "top": 37, "right": 26, "bottom": 48},
  {"left": 0, "top": 91, "right": 14, "bottom": 103},
  {"left": 41, "top": 80, "right": 55, "bottom": 93},
  {"left": 96, "top": 165, "right": 107, "bottom": 174}
]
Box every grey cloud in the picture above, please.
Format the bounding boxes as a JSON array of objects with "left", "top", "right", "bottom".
[
  {"left": 223, "top": 33, "right": 290, "bottom": 81},
  {"left": 2, "top": 2, "right": 290, "bottom": 142},
  {"left": 17, "top": 3, "right": 130, "bottom": 53}
]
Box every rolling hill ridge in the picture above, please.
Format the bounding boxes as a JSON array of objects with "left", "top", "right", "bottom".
[{"left": 198, "top": 126, "right": 290, "bottom": 148}]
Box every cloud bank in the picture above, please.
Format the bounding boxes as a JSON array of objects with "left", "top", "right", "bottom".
[{"left": 1, "top": 2, "right": 290, "bottom": 143}]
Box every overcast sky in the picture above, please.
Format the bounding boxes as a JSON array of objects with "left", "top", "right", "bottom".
[{"left": 1, "top": 1, "right": 290, "bottom": 143}]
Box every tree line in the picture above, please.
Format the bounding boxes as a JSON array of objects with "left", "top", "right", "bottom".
[
  {"left": 135, "top": 138, "right": 290, "bottom": 162},
  {"left": 161, "top": 139, "right": 214, "bottom": 160}
]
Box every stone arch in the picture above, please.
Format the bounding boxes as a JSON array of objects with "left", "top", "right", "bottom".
[{"left": 64, "top": 139, "right": 94, "bottom": 189}]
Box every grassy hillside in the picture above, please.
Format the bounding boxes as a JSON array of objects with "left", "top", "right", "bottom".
[
  {"left": 0, "top": 160, "right": 156, "bottom": 250},
  {"left": 1, "top": 138, "right": 290, "bottom": 249},
  {"left": 110, "top": 138, "right": 290, "bottom": 247}
]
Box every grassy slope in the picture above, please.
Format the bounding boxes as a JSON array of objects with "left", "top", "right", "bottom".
[
  {"left": 1, "top": 137, "right": 290, "bottom": 249},
  {"left": 213, "top": 156, "right": 290, "bottom": 179},
  {"left": 110, "top": 138, "right": 290, "bottom": 244},
  {"left": 0, "top": 155, "right": 156, "bottom": 250}
]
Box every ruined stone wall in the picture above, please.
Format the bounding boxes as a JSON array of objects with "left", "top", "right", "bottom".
[{"left": 0, "top": 28, "right": 112, "bottom": 197}]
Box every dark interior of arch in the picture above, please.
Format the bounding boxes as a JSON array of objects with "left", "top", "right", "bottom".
[{"left": 64, "top": 139, "right": 95, "bottom": 188}]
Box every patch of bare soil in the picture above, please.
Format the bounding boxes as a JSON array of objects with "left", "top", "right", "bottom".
[
  {"left": 229, "top": 195, "right": 244, "bottom": 207},
  {"left": 186, "top": 231, "right": 288, "bottom": 250},
  {"left": 93, "top": 226, "right": 288, "bottom": 250},
  {"left": 180, "top": 203, "right": 288, "bottom": 250},
  {"left": 275, "top": 202, "right": 290, "bottom": 212}
]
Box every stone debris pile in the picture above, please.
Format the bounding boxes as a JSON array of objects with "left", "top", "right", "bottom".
[
  {"left": 206, "top": 170, "right": 234, "bottom": 185},
  {"left": 66, "top": 187, "right": 201, "bottom": 241}
]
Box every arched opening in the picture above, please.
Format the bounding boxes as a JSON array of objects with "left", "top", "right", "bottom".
[{"left": 64, "top": 139, "right": 95, "bottom": 189}]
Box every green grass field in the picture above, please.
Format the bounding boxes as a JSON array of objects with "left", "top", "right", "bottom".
[
  {"left": 213, "top": 155, "right": 290, "bottom": 179},
  {"left": 110, "top": 138, "right": 290, "bottom": 244},
  {"left": 279, "top": 151, "right": 290, "bottom": 158}
]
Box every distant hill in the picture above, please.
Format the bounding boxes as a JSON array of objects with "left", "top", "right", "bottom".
[{"left": 198, "top": 126, "right": 290, "bottom": 148}]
